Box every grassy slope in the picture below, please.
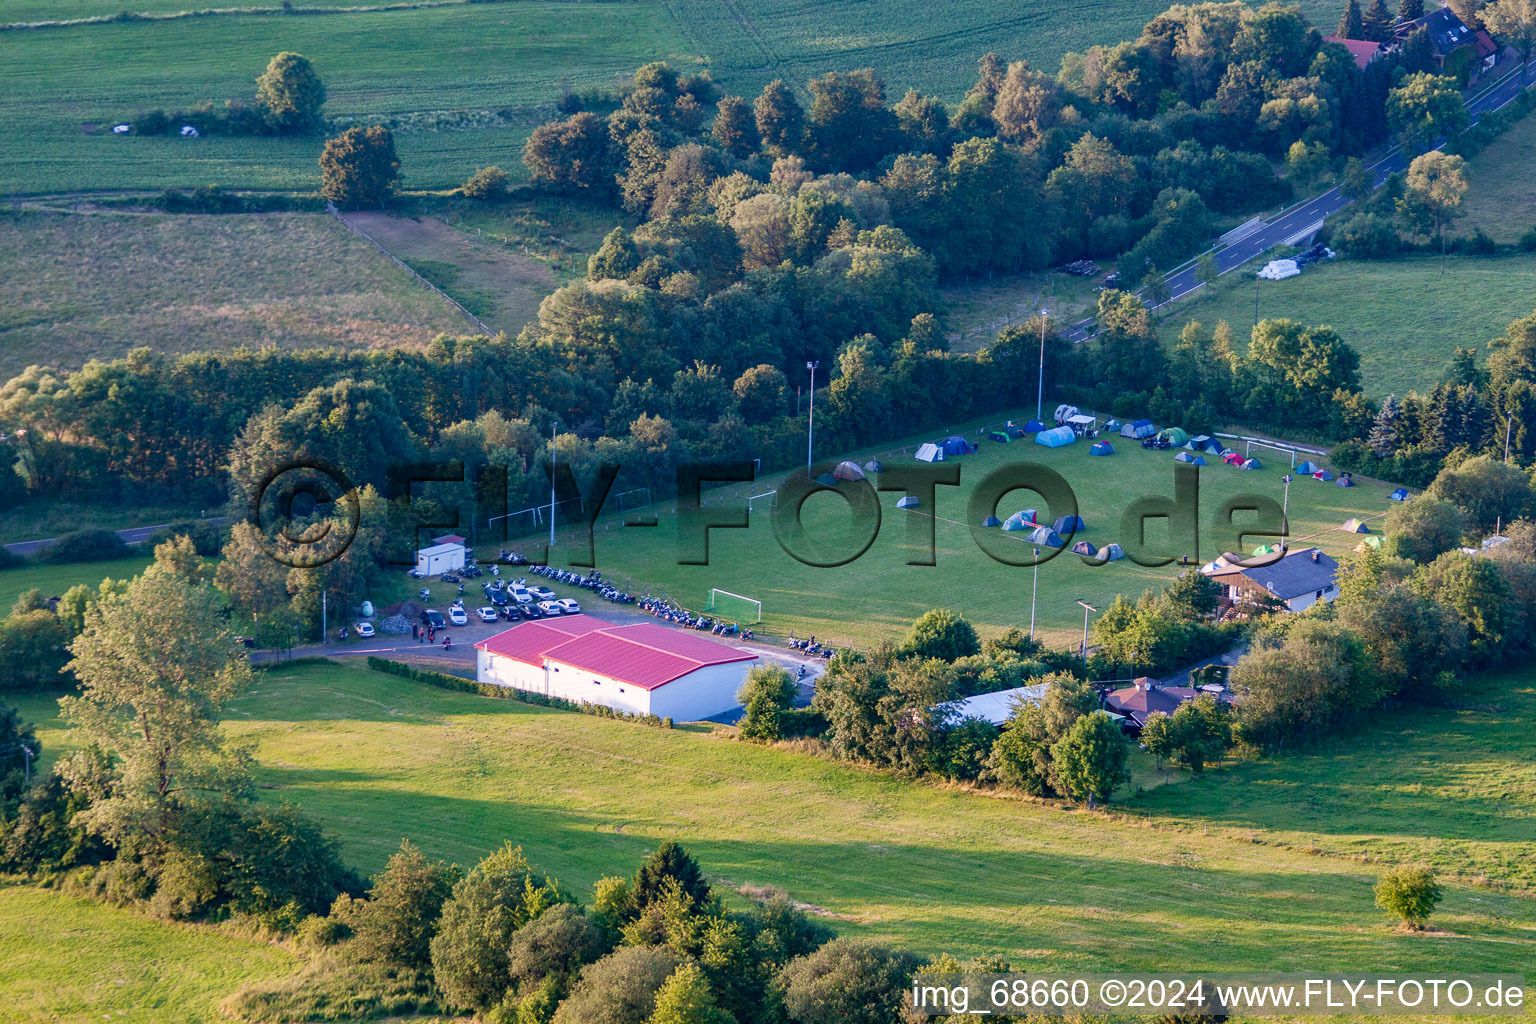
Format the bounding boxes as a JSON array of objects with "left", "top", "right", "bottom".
[
  {"left": 1458, "top": 112, "right": 1536, "bottom": 244},
  {"left": 0, "top": 555, "right": 154, "bottom": 612},
  {"left": 0, "top": 885, "right": 294, "bottom": 1024},
  {"left": 0, "top": 2, "right": 696, "bottom": 193},
  {"left": 1156, "top": 254, "right": 1536, "bottom": 398},
  {"left": 14, "top": 659, "right": 1535, "bottom": 971},
  {"left": 564, "top": 407, "right": 1394, "bottom": 648},
  {"left": 0, "top": 210, "right": 463, "bottom": 376}
]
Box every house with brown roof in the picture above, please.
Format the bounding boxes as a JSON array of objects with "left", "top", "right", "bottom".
[{"left": 1103, "top": 677, "right": 1203, "bottom": 732}]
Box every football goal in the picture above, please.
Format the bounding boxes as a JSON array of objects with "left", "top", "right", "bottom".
[
  {"left": 489, "top": 505, "right": 543, "bottom": 539},
  {"left": 615, "top": 487, "right": 652, "bottom": 514},
  {"left": 1244, "top": 439, "right": 1297, "bottom": 467},
  {"left": 705, "top": 588, "right": 762, "bottom": 623},
  {"left": 747, "top": 490, "right": 778, "bottom": 514}
]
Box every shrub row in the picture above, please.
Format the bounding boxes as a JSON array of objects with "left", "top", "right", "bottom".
[
  {"left": 365, "top": 656, "right": 675, "bottom": 728},
  {"left": 254, "top": 656, "right": 335, "bottom": 672},
  {"left": 1445, "top": 84, "right": 1536, "bottom": 160}
]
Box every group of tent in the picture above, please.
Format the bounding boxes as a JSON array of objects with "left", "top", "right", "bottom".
[
  {"left": 975, "top": 509, "right": 1124, "bottom": 560},
  {"left": 915, "top": 435, "right": 976, "bottom": 462}
]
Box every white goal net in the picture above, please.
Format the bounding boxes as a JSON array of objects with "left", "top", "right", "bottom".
[
  {"left": 615, "top": 487, "right": 652, "bottom": 513},
  {"left": 1243, "top": 440, "right": 1298, "bottom": 467},
  {"left": 747, "top": 490, "right": 778, "bottom": 514},
  {"left": 705, "top": 588, "right": 762, "bottom": 623}
]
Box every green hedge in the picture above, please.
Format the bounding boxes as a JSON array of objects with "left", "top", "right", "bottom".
[
  {"left": 253, "top": 655, "right": 334, "bottom": 672},
  {"left": 366, "top": 656, "right": 674, "bottom": 729}
]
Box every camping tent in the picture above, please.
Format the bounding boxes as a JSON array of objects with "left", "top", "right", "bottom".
[
  {"left": 987, "top": 430, "right": 1012, "bottom": 443},
  {"left": 1241, "top": 458, "right": 1262, "bottom": 470},
  {"left": 1053, "top": 404, "right": 1079, "bottom": 424},
  {"left": 981, "top": 515, "right": 1002, "bottom": 527},
  {"left": 1089, "top": 441, "right": 1114, "bottom": 455},
  {"left": 1174, "top": 451, "right": 1206, "bottom": 465},
  {"left": 1296, "top": 460, "right": 1319, "bottom": 474},
  {"left": 1339, "top": 518, "right": 1368, "bottom": 533},
  {"left": 1027, "top": 526, "right": 1065, "bottom": 547},
  {"left": 1222, "top": 451, "right": 1244, "bottom": 465},
  {"left": 1024, "top": 419, "right": 1046, "bottom": 433},
  {"left": 939, "top": 436, "right": 972, "bottom": 456},
  {"left": 1004, "top": 421, "right": 1029, "bottom": 438},
  {"left": 1035, "top": 426, "right": 1076, "bottom": 448},
  {"left": 1159, "top": 427, "right": 1190, "bottom": 445},
  {"left": 1095, "top": 543, "right": 1126, "bottom": 561},
  {"left": 1004, "top": 509, "right": 1039, "bottom": 530},
  {"left": 1389, "top": 487, "right": 1410, "bottom": 501},
  {"left": 1252, "top": 543, "right": 1280, "bottom": 556},
  {"left": 896, "top": 495, "right": 920, "bottom": 509},
  {"left": 915, "top": 443, "right": 943, "bottom": 463},
  {"left": 1072, "top": 540, "right": 1098, "bottom": 557},
  {"left": 1120, "top": 419, "right": 1155, "bottom": 439},
  {"left": 1053, "top": 514, "right": 1087, "bottom": 534},
  {"left": 1187, "top": 434, "right": 1213, "bottom": 450},
  {"left": 1313, "top": 469, "right": 1334, "bottom": 481},
  {"left": 863, "top": 459, "right": 883, "bottom": 473},
  {"left": 814, "top": 472, "right": 838, "bottom": 486},
  {"left": 1355, "top": 535, "right": 1384, "bottom": 552},
  {"left": 1105, "top": 419, "right": 1122, "bottom": 431},
  {"left": 833, "top": 461, "right": 865, "bottom": 481},
  {"left": 1335, "top": 475, "right": 1355, "bottom": 487}
]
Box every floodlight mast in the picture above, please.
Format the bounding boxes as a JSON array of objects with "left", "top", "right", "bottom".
[{"left": 805, "top": 361, "right": 819, "bottom": 479}]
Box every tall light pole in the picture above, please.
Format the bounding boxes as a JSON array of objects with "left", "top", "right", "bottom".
[
  {"left": 805, "top": 361, "right": 819, "bottom": 479},
  {"left": 1030, "top": 546, "right": 1040, "bottom": 638},
  {"left": 1076, "top": 600, "right": 1098, "bottom": 663},
  {"left": 1280, "top": 473, "right": 1293, "bottom": 552},
  {"left": 1505, "top": 415, "right": 1514, "bottom": 462},
  {"left": 18, "top": 743, "right": 33, "bottom": 786},
  {"left": 549, "top": 420, "right": 558, "bottom": 550},
  {"left": 1036, "top": 310, "right": 1048, "bottom": 422}
]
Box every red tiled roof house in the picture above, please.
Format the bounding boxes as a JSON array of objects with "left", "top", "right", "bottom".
[{"left": 474, "top": 614, "right": 757, "bottom": 721}]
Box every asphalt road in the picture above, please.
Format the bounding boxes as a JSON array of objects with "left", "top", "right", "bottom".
[
  {"left": 4, "top": 516, "right": 232, "bottom": 557},
  {"left": 1063, "top": 62, "right": 1532, "bottom": 342}
]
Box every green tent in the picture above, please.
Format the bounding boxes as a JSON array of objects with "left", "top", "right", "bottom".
[
  {"left": 1159, "top": 427, "right": 1190, "bottom": 445},
  {"left": 1252, "top": 543, "right": 1280, "bottom": 556}
]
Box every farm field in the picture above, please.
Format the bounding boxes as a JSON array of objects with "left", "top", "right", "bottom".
[
  {"left": 0, "top": 1, "right": 696, "bottom": 194},
  {"left": 563, "top": 409, "right": 1396, "bottom": 649},
  {"left": 1458, "top": 112, "right": 1536, "bottom": 244},
  {"left": 1156, "top": 253, "right": 1536, "bottom": 398},
  {"left": 13, "top": 657, "right": 1536, "bottom": 971},
  {"left": 0, "top": 885, "right": 295, "bottom": 1024},
  {"left": 0, "top": 210, "right": 464, "bottom": 376},
  {"left": 0, "top": 554, "right": 154, "bottom": 613}
]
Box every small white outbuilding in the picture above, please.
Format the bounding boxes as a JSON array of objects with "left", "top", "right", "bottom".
[{"left": 415, "top": 541, "right": 465, "bottom": 576}]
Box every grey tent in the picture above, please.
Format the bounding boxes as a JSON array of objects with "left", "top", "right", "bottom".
[
  {"left": 1026, "top": 526, "right": 1065, "bottom": 547},
  {"left": 1173, "top": 451, "right": 1206, "bottom": 465},
  {"left": 1096, "top": 542, "right": 1126, "bottom": 561},
  {"left": 1120, "top": 419, "right": 1155, "bottom": 439},
  {"left": 1072, "top": 540, "right": 1098, "bottom": 557},
  {"left": 896, "top": 495, "right": 920, "bottom": 509},
  {"left": 863, "top": 459, "right": 883, "bottom": 473},
  {"left": 982, "top": 515, "right": 1002, "bottom": 527},
  {"left": 915, "top": 442, "right": 943, "bottom": 463},
  {"left": 1053, "top": 514, "right": 1087, "bottom": 533},
  {"left": 833, "top": 460, "right": 866, "bottom": 481}
]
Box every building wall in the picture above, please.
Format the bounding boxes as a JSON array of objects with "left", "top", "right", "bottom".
[
  {"left": 417, "top": 545, "right": 465, "bottom": 576},
  {"left": 543, "top": 661, "right": 653, "bottom": 716},
  {"left": 1285, "top": 583, "right": 1337, "bottom": 613},
  {"left": 648, "top": 660, "right": 756, "bottom": 721},
  {"left": 476, "top": 651, "right": 755, "bottom": 720},
  {"left": 477, "top": 649, "right": 547, "bottom": 693}
]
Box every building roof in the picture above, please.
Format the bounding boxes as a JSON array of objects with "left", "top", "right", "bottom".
[
  {"left": 416, "top": 541, "right": 465, "bottom": 557},
  {"left": 947, "top": 683, "right": 1049, "bottom": 726},
  {"left": 432, "top": 534, "right": 467, "bottom": 545},
  {"left": 1475, "top": 28, "right": 1499, "bottom": 58},
  {"left": 1204, "top": 546, "right": 1340, "bottom": 601},
  {"left": 1104, "top": 678, "right": 1201, "bottom": 726},
  {"left": 1407, "top": 7, "right": 1478, "bottom": 55},
  {"left": 476, "top": 616, "right": 756, "bottom": 690},
  {"left": 1323, "top": 35, "right": 1383, "bottom": 68}
]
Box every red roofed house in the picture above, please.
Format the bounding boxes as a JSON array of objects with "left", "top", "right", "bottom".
[
  {"left": 1323, "top": 35, "right": 1383, "bottom": 69},
  {"left": 1103, "top": 677, "right": 1204, "bottom": 732},
  {"left": 474, "top": 613, "right": 758, "bottom": 720}
]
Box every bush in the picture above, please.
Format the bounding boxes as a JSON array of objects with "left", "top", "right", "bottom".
[
  {"left": 0, "top": 546, "right": 25, "bottom": 571},
  {"left": 148, "top": 519, "right": 227, "bottom": 555},
  {"left": 1331, "top": 212, "right": 1402, "bottom": 259},
  {"left": 461, "top": 166, "right": 510, "bottom": 201},
  {"left": 1521, "top": 226, "right": 1536, "bottom": 252},
  {"left": 40, "top": 528, "right": 130, "bottom": 564},
  {"left": 1374, "top": 865, "right": 1441, "bottom": 928}
]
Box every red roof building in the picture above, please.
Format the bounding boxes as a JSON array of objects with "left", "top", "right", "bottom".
[
  {"left": 475, "top": 615, "right": 758, "bottom": 720},
  {"left": 1323, "top": 36, "right": 1383, "bottom": 69}
]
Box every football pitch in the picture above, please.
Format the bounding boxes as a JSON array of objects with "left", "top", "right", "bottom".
[{"left": 557, "top": 412, "right": 1395, "bottom": 648}]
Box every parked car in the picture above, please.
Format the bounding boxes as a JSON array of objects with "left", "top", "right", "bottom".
[
  {"left": 528, "top": 585, "right": 556, "bottom": 602},
  {"left": 422, "top": 609, "right": 445, "bottom": 629},
  {"left": 554, "top": 598, "right": 581, "bottom": 615},
  {"left": 448, "top": 607, "right": 468, "bottom": 626},
  {"left": 521, "top": 603, "right": 545, "bottom": 619},
  {"left": 489, "top": 590, "right": 509, "bottom": 606},
  {"left": 537, "top": 600, "right": 563, "bottom": 616},
  {"left": 509, "top": 587, "right": 533, "bottom": 604},
  {"left": 499, "top": 605, "right": 523, "bottom": 621},
  {"left": 355, "top": 621, "right": 375, "bottom": 638},
  {"left": 477, "top": 606, "right": 499, "bottom": 623}
]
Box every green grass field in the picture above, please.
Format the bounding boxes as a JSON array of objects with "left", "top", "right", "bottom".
[
  {"left": 0, "top": 209, "right": 463, "bottom": 376},
  {"left": 0, "top": 885, "right": 295, "bottom": 1024},
  {"left": 561, "top": 408, "right": 1394, "bottom": 648},
  {"left": 0, "top": 554, "right": 154, "bottom": 613},
  {"left": 1459, "top": 112, "right": 1536, "bottom": 245},
  {"left": 1157, "top": 254, "right": 1536, "bottom": 398},
  {"left": 12, "top": 657, "right": 1535, "bottom": 975}
]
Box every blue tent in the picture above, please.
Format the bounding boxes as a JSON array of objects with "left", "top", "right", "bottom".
[
  {"left": 1313, "top": 469, "right": 1334, "bottom": 481},
  {"left": 1004, "top": 509, "right": 1039, "bottom": 530},
  {"left": 1390, "top": 487, "right": 1410, "bottom": 501},
  {"left": 981, "top": 515, "right": 1002, "bottom": 527},
  {"left": 1071, "top": 540, "right": 1098, "bottom": 557},
  {"left": 938, "top": 435, "right": 972, "bottom": 456},
  {"left": 1053, "top": 514, "right": 1087, "bottom": 534},
  {"left": 1296, "top": 460, "right": 1320, "bottom": 475},
  {"left": 1035, "top": 425, "right": 1076, "bottom": 448},
  {"left": 814, "top": 472, "right": 838, "bottom": 486},
  {"left": 1120, "top": 419, "right": 1156, "bottom": 439},
  {"left": 1336, "top": 475, "right": 1355, "bottom": 487},
  {"left": 1241, "top": 458, "right": 1262, "bottom": 470},
  {"left": 1174, "top": 451, "right": 1206, "bottom": 465},
  {"left": 1090, "top": 441, "right": 1114, "bottom": 456},
  {"left": 1104, "top": 419, "right": 1122, "bottom": 431},
  {"left": 1024, "top": 419, "right": 1047, "bottom": 433},
  {"left": 1002, "top": 517, "right": 1029, "bottom": 531},
  {"left": 1027, "top": 526, "right": 1065, "bottom": 547},
  {"left": 896, "top": 495, "right": 920, "bottom": 509}
]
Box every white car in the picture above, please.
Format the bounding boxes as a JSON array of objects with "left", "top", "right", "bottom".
[
  {"left": 477, "top": 607, "right": 499, "bottom": 623},
  {"left": 537, "top": 600, "right": 563, "bottom": 616},
  {"left": 509, "top": 588, "right": 533, "bottom": 604},
  {"left": 554, "top": 598, "right": 581, "bottom": 615},
  {"left": 354, "top": 621, "right": 375, "bottom": 638},
  {"left": 528, "top": 585, "right": 556, "bottom": 602},
  {"left": 447, "top": 607, "right": 469, "bottom": 626}
]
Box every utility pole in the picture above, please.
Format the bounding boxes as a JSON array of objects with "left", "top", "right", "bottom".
[
  {"left": 321, "top": 589, "right": 327, "bottom": 642},
  {"left": 549, "top": 420, "right": 558, "bottom": 551},
  {"left": 1280, "top": 474, "right": 1293, "bottom": 552},
  {"left": 805, "top": 361, "right": 820, "bottom": 479},
  {"left": 1030, "top": 546, "right": 1040, "bottom": 638},
  {"left": 1253, "top": 273, "right": 1260, "bottom": 327},
  {"left": 1036, "top": 310, "right": 1048, "bottom": 422},
  {"left": 18, "top": 744, "right": 33, "bottom": 786},
  {"left": 1505, "top": 415, "right": 1514, "bottom": 462},
  {"left": 1076, "top": 600, "right": 1098, "bottom": 663}
]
